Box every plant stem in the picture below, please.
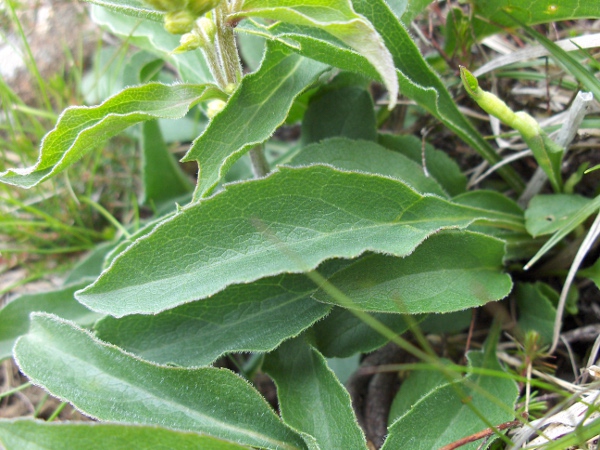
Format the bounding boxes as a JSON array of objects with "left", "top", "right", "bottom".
[
  {"left": 249, "top": 144, "right": 270, "bottom": 178},
  {"left": 214, "top": 1, "right": 242, "bottom": 87}
]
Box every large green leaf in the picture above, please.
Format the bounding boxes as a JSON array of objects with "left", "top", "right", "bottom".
[
  {"left": 264, "top": 338, "right": 368, "bottom": 450},
  {"left": 0, "top": 83, "right": 221, "bottom": 189},
  {"left": 382, "top": 337, "right": 519, "bottom": 449},
  {"left": 515, "top": 282, "right": 557, "bottom": 345},
  {"left": 289, "top": 137, "right": 448, "bottom": 197},
  {"left": 91, "top": 6, "right": 212, "bottom": 84},
  {"left": 312, "top": 231, "right": 512, "bottom": 313},
  {"left": 94, "top": 274, "right": 330, "bottom": 367},
  {"left": 182, "top": 42, "right": 329, "bottom": 198},
  {"left": 0, "top": 282, "right": 101, "bottom": 361},
  {"left": 237, "top": 0, "right": 523, "bottom": 191},
  {"left": 15, "top": 314, "right": 307, "bottom": 450},
  {"left": 0, "top": 419, "right": 249, "bottom": 450},
  {"left": 235, "top": 0, "right": 398, "bottom": 107},
  {"left": 524, "top": 194, "right": 592, "bottom": 237},
  {"left": 140, "top": 120, "right": 194, "bottom": 207},
  {"left": 76, "top": 165, "right": 523, "bottom": 317}
]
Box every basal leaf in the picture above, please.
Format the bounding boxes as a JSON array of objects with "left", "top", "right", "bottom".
[
  {"left": 377, "top": 134, "right": 467, "bottom": 197},
  {"left": 515, "top": 282, "right": 557, "bottom": 345},
  {"left": 0, "top": 419, "right": 249, "bottom": 450},
  {"left": 311, "top": 307, "right": 418, "bottom": 358},
  {"left": 312, "top": 231, "right": 512, "bottom": 313},
  {"left": 76, "top": 165, "right": 523, "bottom": 317},
  {"left": 140, "top": 120, "right": 194, "bottom": 207},
  {"left": 264, "top": 338, "right": 368, "bottom": 450},
  {"left": 182, "top": 42, "right": 329, "bottom": 198},
  {"left": 84, "top": 0, "right": 162, "bottom": 21},
  {"left": 0, "top": 83, "right": 221, "bottom": 189},
  {"left": 525, "top": 194, "right": 592, "bottom": 237},
  {"left": 290, "top": 137, "right": 448, "bottom": 197},
  {"left": 301, "top": 86, "right": 377, "bottom": 144},
  {"left": 0, "top": 282, "right": 101, "bottom": 361},
  {"left": 94, "top": 274, "right": 330, "bottom": 367},
  {"left": 235, "top": 0, "right": 398, "bottom": 107},
  {"left": 15, "top": 314, "right": 307, "bottom": 450},
  {"left": 382, "top": 337, "right": 519, "bottom": 449}
]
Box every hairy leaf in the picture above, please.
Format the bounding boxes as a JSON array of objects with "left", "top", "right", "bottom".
[
  {"left": 264, "top": 338, "right": 367, "bottom": 449},
  {"left": 77, "top": 165, "right": 522, "bottom": 317},
  {"left": 0, "top": 83, "right": 221, "bottom": 189},
  {"left": 15, "top": 314, "right": 307, "bottom": 450},
  {"left": 0, "top": 419, "right": 249, "bottom": 450},
  {"left": 94, "top": 274, "right": 330, "bottom": 367},
  {"left": 182, "top": 42, "right": 328, "bottom": 198}
]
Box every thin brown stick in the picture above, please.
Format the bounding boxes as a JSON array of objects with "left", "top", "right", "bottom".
[{"left": 438, "top": 418, "right": 523, "bottom": 450}]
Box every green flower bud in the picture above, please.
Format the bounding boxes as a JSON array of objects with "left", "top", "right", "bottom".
[
  {"left": 206, "top": 99, "right": 226, "bottom": 118},
  {"left": 143, "top": 0, "right": 186, "bottom": 12},
  {"left": 196, "top": 17, "right": 216, "bottom": 43},
  {"left": 164, "top": 10, "right": 195, "bottom": 35},
  {"left": 173, "top": 32, "right": 203, "bottom": 53},
  {"left": 186, "top": 0, "right": 221, "bottom": 17}
]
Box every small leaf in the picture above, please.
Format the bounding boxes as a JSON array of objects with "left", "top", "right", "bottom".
[
  {"left": 235, "top": 0, "right": 398, "bottom": 108},
  {"left": 0, "top": 419, "right": 249, "bottom": 450},
  {"left": 525, "top": 194, "right": 592, "bottom": 237},
  {"left": 382, "top": 336, "right": 519, "bottom": 449},
  {"left": 84, "top": 0, "right": 163, "bottom": 21},
  {"left": 312, "top": 231, "right": 512, "bottom": 314},
  {"left": 140, "top": 120, "right": 193, "bottom": 207},
  {"left": 76, "top": 165, "right": 522, "bottom": 317},
  {"left": 182, "top": 42, "right": 329, "bottom": 198},
  {"left": 94, "top": 274, "right": 330, "bottom": 367},
  {"left": 15, "top": 314, "right": 307, "bottom": 450},
  {"left": 264, "top": 338, "right": 368, "bottom": 450},
  {"left": 515, "top": 282, "right": 557, "bottom": 345},
  {"left": 0, "top": 83, "right": 221, "bottom": 189},
  {"left": 289, "top": 137, "right": 448, "bottom": 197},
  {"left": 0, "top": 282, "right": 101, "bottom": 361}
]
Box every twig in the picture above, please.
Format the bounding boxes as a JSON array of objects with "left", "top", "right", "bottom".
[{"left": 438, "top": 418, "right": 523, "bottom": 450}]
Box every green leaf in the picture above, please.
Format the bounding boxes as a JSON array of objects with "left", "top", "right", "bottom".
[
  {"left": 84, "top": 0, "right": 163, "bottom": 21},
  {"left": 311, "top": 307, "right": 417, "bottom": 358},
  {"left": 140, "top": 120, "right": 194, "bottom": 207},
  {"left": 525, "top": 194, "right": 592, "bottom": 237},
  {"left": 578, "top": 257, "right": 600, "bottom": 289},
  {"left": 235, "top": 0, "right": 398, "bottom": 108},
  {"left": 76, "top": 165, "right": 522, "bottom": 317},
  {"left": 382, "top": 337, "right": 519, "bottom": 449},
  {"left": 388, "top": 358, "right": 452, "bottom": 425},
  {"left": 301, "top": 85, "right": 377, "bottom": 144},
  {"left": 0, "top": 282, "right": 101, "bottom": 361},
  {"left": 94, "top": 274, "right": 330, "bottom": 367},
  {"left": 472, "top": 0, "right": 600, "bottom": 39},
  {"left": 289, "top": 137, "right": 448, "bottom": 197},
  {"left": 312, "top": 231, "right": 512, "bottom": 313},
  {"left": 0, "top": 83, "right": 221, "bottom": 189},
  {"left": 0, "top": 419, "right": 249, "bottom": 450},
  {"left": 515, "top": 282, "right": 557, "bottom": 345},
  {"left": 378, "top": 134, "right": 467, "bottom": 197},
  {"left": 64, "top": 242, "right": 117, "bottom": 284},
  {"left": 91, "top": 6, "right": 213, "bottom": 84},
  {"left": 15, "top": 314, "right": 307, "bottom": 450},
  {"left": 386, "top": 0, "right": 434, "bottom": 24},
  {"left": 264, "top": 338, "right": 368, "bottom": 450},
  {"left": 525, "top": 194, "right": 600, "bottom": 269},
  {"left": 182, "top": 42, "right": 329, "bottom": 198},
  {"left": 351, "top": 0, "right": 524, "bottom": 192}
]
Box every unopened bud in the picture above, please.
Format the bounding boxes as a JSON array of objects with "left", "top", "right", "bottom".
[
  {"left": 206, "top": 99, "right": 226, "bottom": 118},
  {"left": 186, "top": 0, "right": 221, "bottom": 17},
  {"left": 196, "top": 17, "right": 216, "bottom": 43},
  {"left": 164, "top": 10, "right": 195, "bottom": 35},
  {"left": 173, "top": 32, "right": 203, "bottom": 53},
  {"left": 143, "top": 0, "right": 186, "bottom": 12}
]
